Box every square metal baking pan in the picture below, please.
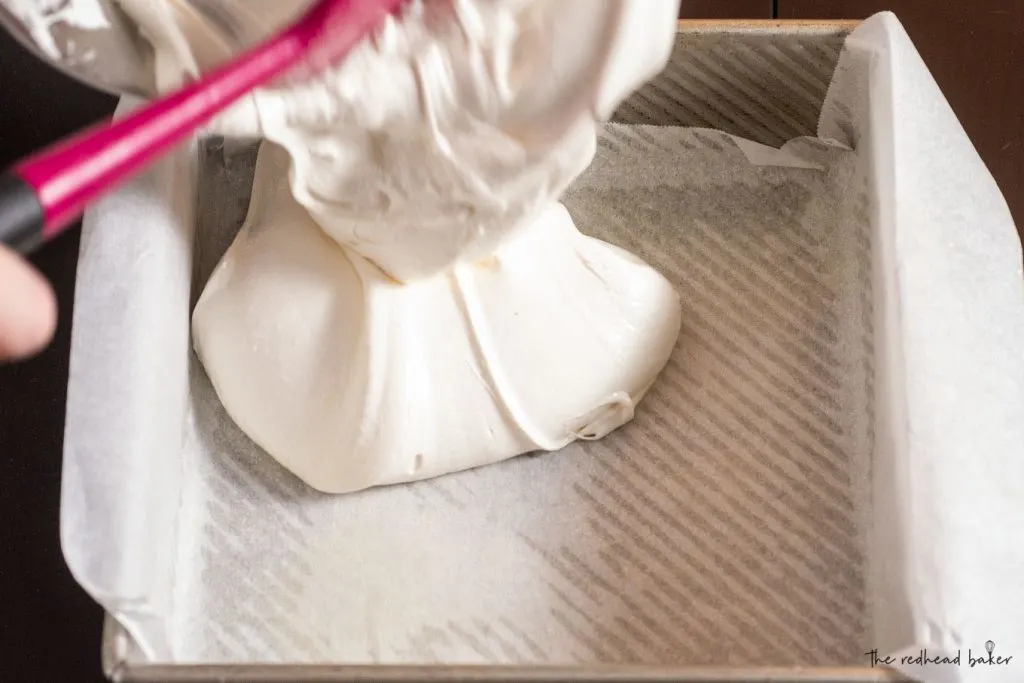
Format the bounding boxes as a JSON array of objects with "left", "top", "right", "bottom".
[{"left": 99, "top": 18, "right": 911, "bottom": 683}]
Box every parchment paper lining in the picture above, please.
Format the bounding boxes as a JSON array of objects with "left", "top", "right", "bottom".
[{"left": 168, "top": 125, "right": 873, "bottom": 667}]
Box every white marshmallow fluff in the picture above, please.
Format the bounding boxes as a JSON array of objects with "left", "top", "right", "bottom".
[{"left": 121, "top": 0, "right": 683, "bottom": 493}]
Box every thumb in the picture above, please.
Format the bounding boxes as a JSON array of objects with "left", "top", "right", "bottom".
[{"left": 0, "top": 245, "right": 57, "bottom": 362}]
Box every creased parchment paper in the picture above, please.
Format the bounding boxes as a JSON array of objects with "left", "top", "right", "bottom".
[{"left": 62, "top": 13, "right": 1024, "bottom": 682}]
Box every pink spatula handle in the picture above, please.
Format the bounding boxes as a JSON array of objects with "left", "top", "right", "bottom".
[{"left": 0, "top": 0, "right": 403, "bottom": 253}]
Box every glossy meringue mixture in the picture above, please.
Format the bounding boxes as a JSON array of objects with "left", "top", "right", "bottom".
[{"left": 122, "top": 0, "right": 683, "bottom": 494}]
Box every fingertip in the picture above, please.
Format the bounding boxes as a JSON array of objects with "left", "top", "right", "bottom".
[{"left": 0, "top": 246, "right": 58, "bottom": 362}]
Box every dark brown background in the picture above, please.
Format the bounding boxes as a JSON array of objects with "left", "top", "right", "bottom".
[{"left": 1, "top": 2, "right": 1021, "bottom": 680}]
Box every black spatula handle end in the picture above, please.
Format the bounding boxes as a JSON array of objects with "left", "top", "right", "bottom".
[{"left": 0, "top": 172, "right": 43, "bottom": 255}]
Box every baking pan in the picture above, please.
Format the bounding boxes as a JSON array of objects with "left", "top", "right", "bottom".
[{"left": 82, "top": 18, "right": 926, "bottom": 683}]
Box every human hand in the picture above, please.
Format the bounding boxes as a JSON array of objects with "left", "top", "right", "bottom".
[{"left": 0, "top": 245, "right": 56, "bottom": 362}]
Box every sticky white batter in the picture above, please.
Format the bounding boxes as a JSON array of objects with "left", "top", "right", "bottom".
[
  {"left": 132, "top": 0, "right": 683, "bottom": 493},
  {"left": 8, "top": 0, "right": 109, "bottom": 58}
]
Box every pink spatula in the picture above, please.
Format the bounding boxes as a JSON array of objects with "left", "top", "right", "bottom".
[{"left": 0, "top": 0, "right": 404, "bottom": 253}]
